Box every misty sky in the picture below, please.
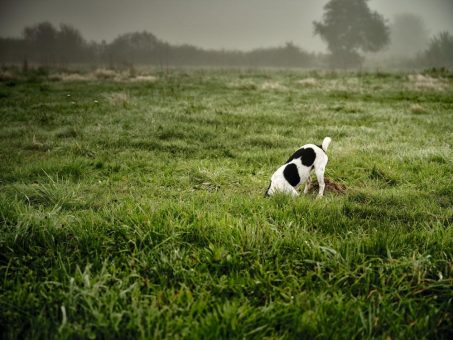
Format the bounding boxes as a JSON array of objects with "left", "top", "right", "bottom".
[{"left": 1, "top": 0, "right": 452, "bottom": 52}]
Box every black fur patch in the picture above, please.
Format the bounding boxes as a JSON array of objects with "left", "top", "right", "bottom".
[
  {"left": 286, "top": 148, "right": 304, "bottom": 163},
  {"left": 300, "top": 148, "right": 316, "bottom": 166},
  {"left": 286, "top": 147, "right": 316, "bottom": 167},
  {"left": 283, "top": 163, "right": 300, "bottom": 187}
]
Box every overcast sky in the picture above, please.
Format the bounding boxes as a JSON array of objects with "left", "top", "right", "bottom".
[{"left": 1, "top": 0, "right": 452, "bottom": 52}]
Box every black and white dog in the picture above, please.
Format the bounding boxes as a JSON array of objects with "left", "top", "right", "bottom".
[{"left": 265, "top": 137, "right": 331, "bottom": 198}]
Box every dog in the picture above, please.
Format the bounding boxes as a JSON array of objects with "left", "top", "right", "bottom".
[{"left": 265, "top": 137, "right": 331, "bottom": 198}]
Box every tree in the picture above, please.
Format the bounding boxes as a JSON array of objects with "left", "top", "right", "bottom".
[
  {"left": 57, "top": 24, "right": 88, "bottom": 63},
  {"left": 388, "top": 14, "right": 429, "bottom": 57},
  {"left": 420, "top": 31, "right": 453, "bottom": 68},
  {"left": 0, "top": 37, "right": 25, "bottom": 63},
  {"left": 313, "top": 0, "right": 389, "bottom": 68},
  {"left": 22, "top": 22, "right": 93, "bottom": 64},
  {"left": 247, "top": 42, "right": 314, "bottom": 68},
  {"left": 23, "top": 22, "right": 58, "bottom": 64},
  {"left": 106, "top": 31, "right": 162, "bottom": 64}
]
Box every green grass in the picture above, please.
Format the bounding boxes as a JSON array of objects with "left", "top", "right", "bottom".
[{"left": 1, "top": 69, "right": 452, "bottom": 339}]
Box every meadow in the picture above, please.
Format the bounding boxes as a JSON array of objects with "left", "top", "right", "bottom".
[{"left": 0, "top": 68, "right": 452, "bottom": 338}]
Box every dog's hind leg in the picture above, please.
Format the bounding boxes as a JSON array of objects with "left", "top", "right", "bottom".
[{"left": 315, "top": 166, "right": 326, "bottom": 198}]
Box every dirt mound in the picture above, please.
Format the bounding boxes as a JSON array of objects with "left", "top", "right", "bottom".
[{"left": 309, "top": 178, "right": 347, "bottom": 195}]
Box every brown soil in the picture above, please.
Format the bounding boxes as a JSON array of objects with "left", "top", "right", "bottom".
[{"left": 308, "top": 178, "right": 347, "bottom": 195}]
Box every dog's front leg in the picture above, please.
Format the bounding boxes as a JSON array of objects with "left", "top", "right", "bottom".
[{"left": 303, "top": 175, "right": 312, "bottom": 194}]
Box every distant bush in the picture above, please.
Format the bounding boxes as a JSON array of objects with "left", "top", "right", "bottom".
[{"left": 418, "top": 32, "right": 453, "bottom": 69}]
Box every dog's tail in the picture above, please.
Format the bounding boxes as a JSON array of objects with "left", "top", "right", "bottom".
[{"left": 321, "top": 137, "right": 332, "bottom": 152}]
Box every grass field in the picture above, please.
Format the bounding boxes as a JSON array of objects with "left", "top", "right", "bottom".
[{"left": 1, "top": 68, "right": 452, "bottom": 338}]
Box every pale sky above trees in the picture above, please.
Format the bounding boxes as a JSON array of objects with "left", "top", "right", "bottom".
[{"left": 0, "top": 0, "right": 452, "bottom": 52}]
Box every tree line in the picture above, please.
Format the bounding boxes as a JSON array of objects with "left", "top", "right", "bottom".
[
  {"left": 0, "top": 17, "right": 452, "bottom": 69},
  {"left": 0, "top": 22, "right": 319, "bottom": 68}
]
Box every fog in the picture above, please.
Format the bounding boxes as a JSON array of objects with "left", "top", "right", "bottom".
[
  {"left": 1, "top": 0, "right": 452, "bottom": 52},
  {"left": 1, "top": 0, "right": 452, "bottom": 68}
]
